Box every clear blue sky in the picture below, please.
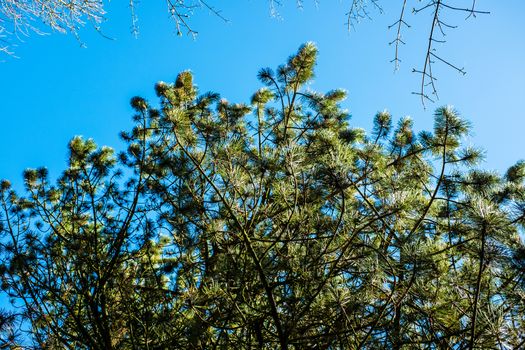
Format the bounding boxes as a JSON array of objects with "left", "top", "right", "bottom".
[{"left": 0, "top": 1, "right": 523, "bottom": 186}]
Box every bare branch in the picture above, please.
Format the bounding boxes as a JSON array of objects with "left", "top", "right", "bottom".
[
  {"left": 164, "top": 0, "right": 228, "bottom": 37},
  {"left": 389, "top": 0, "right": 409, "bottom": 71},
  {"left": 440, "top": 2, "right": 490, "bottom": 15},
  {"left": 408, "top": 0, "right": 490, "bottom": 107},
  {"left": 0, "top": 0, "right": 105, "bottom": 55},
  {"left": 346, "top": 0, "right": 383, "bottom": 31}
]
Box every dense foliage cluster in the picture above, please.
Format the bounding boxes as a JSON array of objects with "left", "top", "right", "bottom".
[{"left": 0, "top": 44, "right": 524, "bottom": 349}]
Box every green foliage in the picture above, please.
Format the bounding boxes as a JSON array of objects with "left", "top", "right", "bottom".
[{"left": 1, "top": 44, "right": 524, "bottom": 349}]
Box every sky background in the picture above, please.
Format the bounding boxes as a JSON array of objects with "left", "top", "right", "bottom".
[{"left": 0, "top": 0, "right": 523, "bottom": 187}]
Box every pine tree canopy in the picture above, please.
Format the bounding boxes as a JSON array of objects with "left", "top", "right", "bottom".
[{"left": 0, "top": 43, "right": 524, "bottom": 349}]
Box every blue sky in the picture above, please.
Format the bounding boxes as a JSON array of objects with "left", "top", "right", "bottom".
[{"left": 0, "top": 1, "right": 523, "bottom": 186}]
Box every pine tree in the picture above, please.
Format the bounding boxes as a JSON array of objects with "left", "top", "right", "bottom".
[{"left": 1, "top": 43, "right": 524, "bottom": 349}]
